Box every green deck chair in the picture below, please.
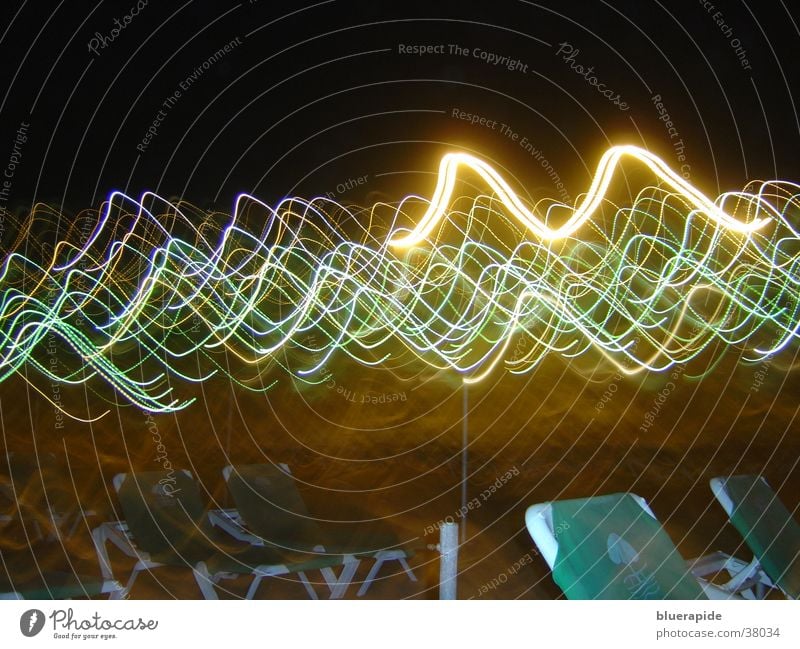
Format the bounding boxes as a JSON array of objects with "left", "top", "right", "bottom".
[
  {"left": 93, "top": 469, "right": 358, "bottom": 599},
  {"left": 711, "top": 475, "right": 800, "bottom": 599},
  {"left": 526, "top": 492, "right": 736, "bottom": 599},
  {"left": 0, "top": 570, "right": 121, "bottom": 599},
  {"left": 214, "top": 463, "right": 417, "bottom": 596}
]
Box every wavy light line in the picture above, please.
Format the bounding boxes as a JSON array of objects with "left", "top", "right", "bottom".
[
  {"left": 0, "top": 146, "right": 797, "bottom": 416},
  {"left": 389, "top": 145, "right": 772, "bottom": 247}
]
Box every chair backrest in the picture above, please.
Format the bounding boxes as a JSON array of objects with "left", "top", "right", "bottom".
[
  {"left": 526, "top": 492, "right": 706, "bottom": 599},
  {"left": 114, "top": 470, "right": 212, "bottom": 560},
  {"left": 711, "top": 475, "right": 800, "bottom": 599},
  {"left": 223, "top": 464, "right": 320, "bottom": 544}
]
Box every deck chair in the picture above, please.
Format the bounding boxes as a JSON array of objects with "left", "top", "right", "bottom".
[
  {"left": 1, "top": 452, "right": 96, "bottom": 541},
  {"left": 0, "top": 570, "right": 122, "bottom": 599},
  {"left": 212, "top": 463, "right": 417, "bottom": 596},
  {"left": 710, "top": 475, "right": 800, "bottom": 599},
  {"left": 92, "top": 469, "right": 359, "bottom": 599},
  {"left": 526, "top": 492, "right": 741, "bottom": 599}
]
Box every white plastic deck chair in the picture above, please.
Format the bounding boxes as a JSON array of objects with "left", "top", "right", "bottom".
[
  {"left": 93, "top": 469, "right": 358, "bottom": 599},
  {"left": 214, "top": 463, "right": 417, "bottom": 597}
]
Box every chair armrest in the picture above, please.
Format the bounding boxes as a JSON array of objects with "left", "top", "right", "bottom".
[
  {"left": 709, "top": 477, "right": 736, "bottom": 516},
  {"left": 525, "top": 504, "right": 557, "bottom": 569}
]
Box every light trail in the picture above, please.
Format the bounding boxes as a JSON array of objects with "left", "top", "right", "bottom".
[
  {"left": 0, "top": 146, "right": 797, "bottom": 416},
  {"left": 389, "top": 145, "right": 772, "bottom": 247}
]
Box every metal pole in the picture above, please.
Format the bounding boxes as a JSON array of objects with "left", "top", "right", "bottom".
[
  {"left": 461, "top": 383, "right": 468, "bottom": 543},
  {"left": 438, "top": 521, "right": 459, "bottom": 599}
]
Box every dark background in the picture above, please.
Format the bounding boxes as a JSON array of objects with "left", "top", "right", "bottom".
[{"left": 1, "top": 0, "right": 799, "bottom": 212}]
